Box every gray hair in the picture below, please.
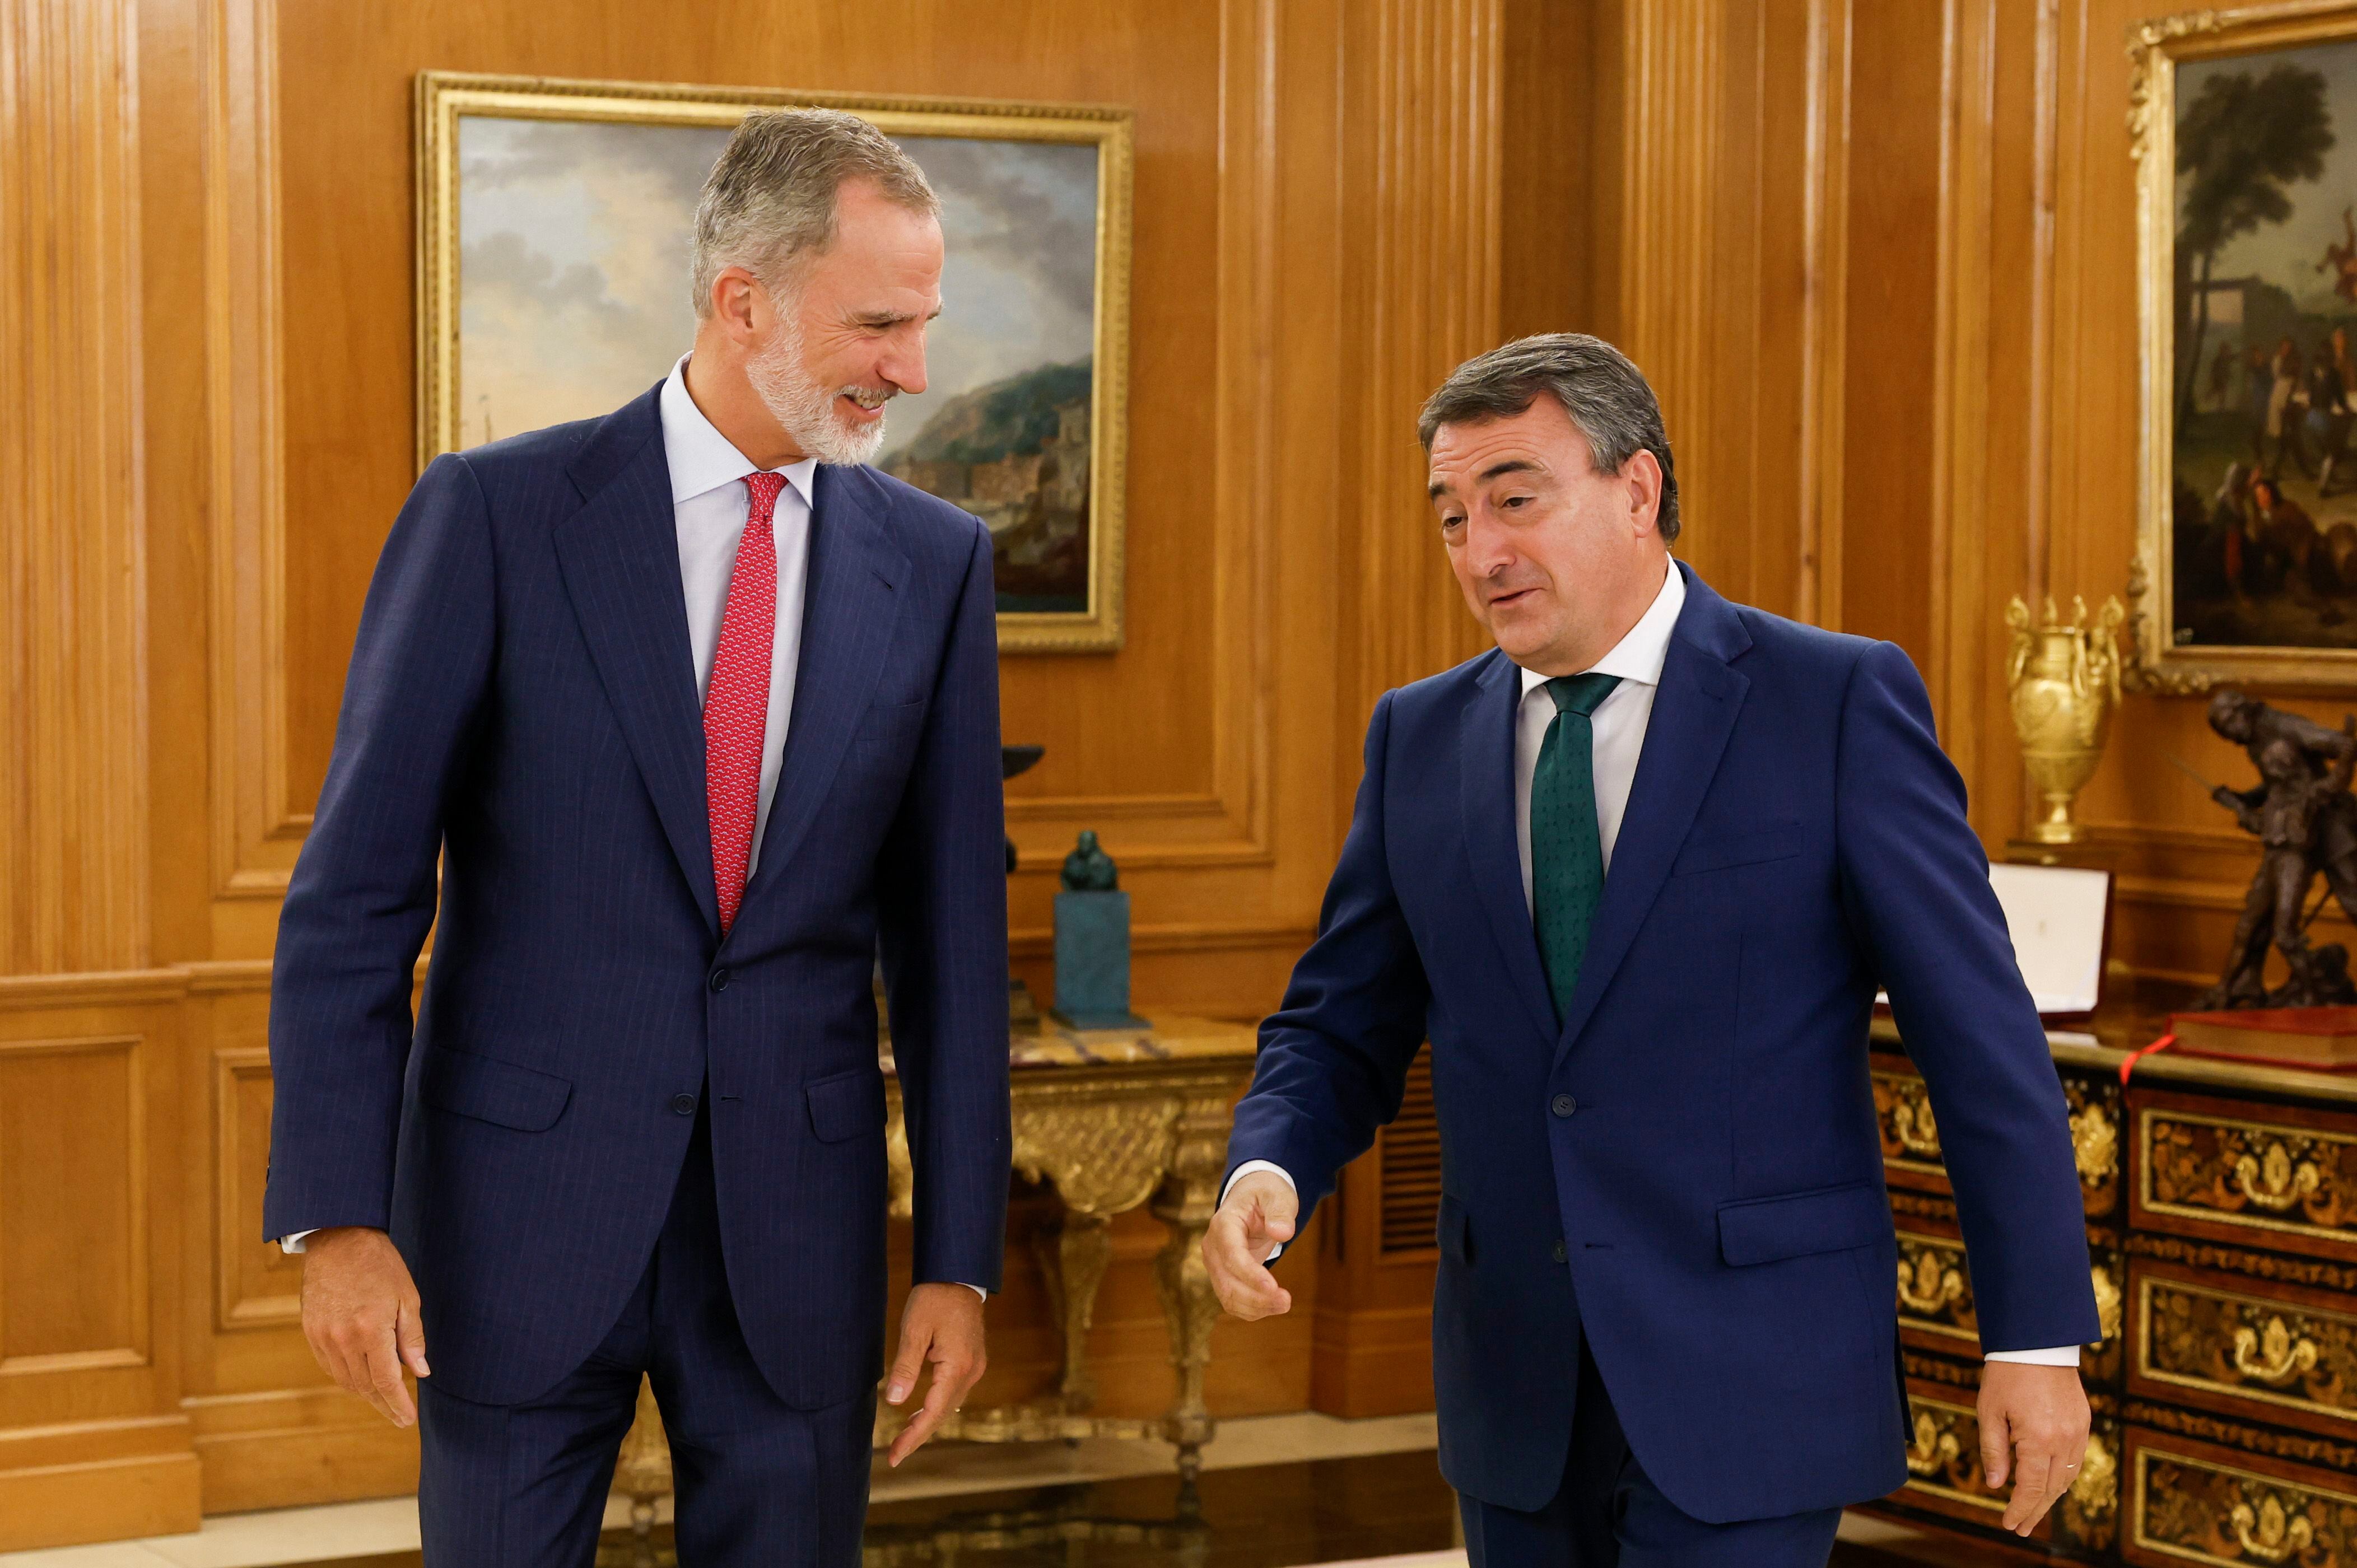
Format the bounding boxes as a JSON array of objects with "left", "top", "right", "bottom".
[
  {"left": 689, "top": 108, "right": 939, "bottom": 318},
  {"left": 1417, "top": 333, "right": 1680, "bottom": 543}
]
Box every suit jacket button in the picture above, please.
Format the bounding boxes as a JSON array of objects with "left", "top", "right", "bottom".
[
  {"left": 1551, "top": 1093, "right": 1577, "bottom": 1118},
  {"left": 672, "top": 1093, "right": 697, "bottom": 1116},
  {"left": 708, "top": 968, "right": 730, "bottom": 993},
  {"left": 1553, "top": 1240, "right": 1569, "bottom": 1264}
]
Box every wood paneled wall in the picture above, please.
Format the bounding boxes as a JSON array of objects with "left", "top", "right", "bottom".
[
  {"left": 4, "top": 0, "right": 2257, "bottom": 1545},
  {"left": 0, "top": 0, "right": 1543, "bottom": 1546}
]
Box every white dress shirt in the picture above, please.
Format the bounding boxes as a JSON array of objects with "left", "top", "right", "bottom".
[
  {"left": 1231, "top": 561, "right": 2076, "bottom": 1366},
  {"left": 284, "top": 358, "right": 986, "bottom": 1300}
]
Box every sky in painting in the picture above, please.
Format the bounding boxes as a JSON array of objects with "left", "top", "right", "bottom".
[
  {"left": 454, "top": 115, "right": 1097, "bottom": 452},
  {"left": 2182, "top": 37, "right": 2357, "bottom": 312}
]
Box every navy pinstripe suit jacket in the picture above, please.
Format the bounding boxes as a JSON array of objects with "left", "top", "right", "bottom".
[
  {"left": 264, "top": 383, "right": 1012, "bottom": 1411},
  {"left": 1225, "top": 564, "right": 2099, "bottom": 1520}
]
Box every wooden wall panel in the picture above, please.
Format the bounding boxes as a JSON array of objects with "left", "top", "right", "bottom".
[
  {"left": 0, "top": 0, "right": 151, "bottom": 976},
  {"left": 1838, "top": 2, "right": 1945, "bottom": 671},
  {"left": 0, "top": 0, "right": 1552, "bottom": 1537},
  {"left": 214, "top": 1048, "right": 299, "bottom": 1331},
  {"left": 0, "top": 981, "right": 197, "bottom": 1548},
  {"left": 0, "top": 1039, "right": 143, "bottom": 1370}
]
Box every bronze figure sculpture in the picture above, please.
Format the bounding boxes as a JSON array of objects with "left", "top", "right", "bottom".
[{"left": 2198, "top": 690, "right": 2357, "bottom": 1007}]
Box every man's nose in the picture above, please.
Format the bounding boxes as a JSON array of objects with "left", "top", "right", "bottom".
[
  {"left": 883, "top": 332, "right": 928, "bottom": 396},
  {"left": 1462, "top": 512, "right": 1518, "bottom": 575}
]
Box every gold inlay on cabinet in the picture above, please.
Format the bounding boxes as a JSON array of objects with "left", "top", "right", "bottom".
[
  {"left": 2132, "top": 1441, "right": 2357, "bottom": 1566},
  {"left": 1901, "top": 1394, "right": 2004, "bottom": 1511},
  {"left": 2070, "top": 1079, "right": 2121, "bottom": 1216},
  {"left": 1874, "top": 1070, "right": 1946, "bottom": 1180},
  {"left": 1895, "top": 1231, "right": 1977, "bottom": 1343},
  {"left": 2137, "top": 1103, "right": 2357, "bottom": 1256},
  {"left": 2136, "top": 1272, "right": 2357, "bottom": 1427},
  {"left": 1877, "top": 1063, "right": 2118, "bottom": 1214}
]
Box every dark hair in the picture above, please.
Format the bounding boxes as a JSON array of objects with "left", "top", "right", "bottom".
[{"left": 1417, "top": 333, "right": 1680, "bottom": 542}]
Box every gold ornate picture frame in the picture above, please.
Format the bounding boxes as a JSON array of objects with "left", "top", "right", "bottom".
[
  {"left": 417, "top": 71, "right": 1134, "bottom": 652},
  {"left": 2132, "top": 2, "right": 2357, "bottom": 692}
]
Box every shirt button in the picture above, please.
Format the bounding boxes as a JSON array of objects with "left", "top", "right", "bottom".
[
  {"left": 708, "top": 968, "right": 730, "bottom": 993},
  {"left": 1553, "top": 1240, "right": 1569, "bottom": 1264},
  {"left": 1552, "top": 1094, "right": 1578, "bottom": 1118},
  {"left": 671, "top": 1094, "right": 697, "bottom": 1116}
]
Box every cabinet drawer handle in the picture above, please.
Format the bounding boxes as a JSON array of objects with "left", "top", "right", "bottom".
[
  {"left": 2230, "top": 1491, "right": 2314, "bottom": 1563},
  {"left": 2234, "top": 1144, "right": 2322, "bottom": 1211},
  {"left": 2232, "top": 1315, "right": 2322, "bottom": 1387}
]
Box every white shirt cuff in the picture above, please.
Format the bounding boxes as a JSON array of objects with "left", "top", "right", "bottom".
[
  {"left": 1223, "top": 1160, "right": 1296, "bottom": 1262},
  {"left": 1985, "top": 1345, "right": 2082, "bottom": 1366}
]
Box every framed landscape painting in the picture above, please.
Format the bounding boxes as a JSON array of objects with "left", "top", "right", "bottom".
[
  {"left": 2135, "top": 2, "right": 2357, "bottom": 689},
  {"left": 416, "top": 72, "right": 1133, "bottom": 651}
]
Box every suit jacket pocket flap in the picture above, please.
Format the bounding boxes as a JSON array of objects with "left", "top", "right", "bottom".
[
  {"left": 418, "top": 1044, "right": 571, "bottom": 1132},
  {"left": 1673, "top": 821, "right": 1804, "bottom": 876},
  {"left": 806, "top": 1068, "right": 887, "bottom": 1143},
  {"left": 1717, "top": 1181, "right": 1888, "bottom": 1266}
]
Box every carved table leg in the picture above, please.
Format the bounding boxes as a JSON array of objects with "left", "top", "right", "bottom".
[
  {"left": 602, "top": 1376, "right": 672, "bottom": 1568},
  {"left": 1030, "top": 1209, "right": 1115, "bottom": 1412},
  {"left": 1150, "top": 1092, "right": 1230, "bottom": 1481}
]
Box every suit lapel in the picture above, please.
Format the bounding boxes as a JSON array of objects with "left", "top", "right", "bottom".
[
  {"left": 552, "top": 385, "right": 720, "bottom": 937},
  {"left": 738, "top": 464, "right": 909, "bottom": 912},
  {"left": 1552, "top": 565, "right": 1752, "bottom": 1067},
  {"left": 1461, "top": 654, "right": 1563, "bottom": 1047}
]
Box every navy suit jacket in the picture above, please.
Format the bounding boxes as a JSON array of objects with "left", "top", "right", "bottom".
[
  {"left": 265, "top": 384, "right": 1012, "bottom": 1411},
  {"left": 1226, "top": 562, "right": 2098, "bottom": 1521}
]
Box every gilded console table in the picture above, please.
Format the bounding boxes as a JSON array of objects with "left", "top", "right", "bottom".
[
  {"left": 1867, "top": 988, "right": 2357, "bottom": 1565},
  {"left": 605, "top": 1016, "right": 1259, "bottom": 1556}
]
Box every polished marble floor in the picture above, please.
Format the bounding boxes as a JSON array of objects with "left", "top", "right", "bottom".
[{"left": 0, "top": 1412, "right": 2023, "bottom": 1568}]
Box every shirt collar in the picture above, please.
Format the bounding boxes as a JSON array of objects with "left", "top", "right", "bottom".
[
  {"left": 1516, "top": 559, "right": 1686, "bottom": 698},
  {"left": 659, "top": 354, "right": 819, "bottom": 511}
]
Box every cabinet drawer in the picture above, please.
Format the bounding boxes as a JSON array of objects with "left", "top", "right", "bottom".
[
  {"left": 1895, "top": 1386, "right": 2040, "bottom": 1536},
  {"left": 1874, "top": 1056, "right": 2121, "bottom": 1218},
  {"left": 1896, "top": 1229, "right": 1979, "bottom": 1349},
  {"left": 2132, "top": 1089, "right": 2357, "bottom": 1263},
  {"left": 1893, "top": 1384, "right": 2121, "bottom": 1548},
  {"left": 1891, "top": 1225, "right": 2121, "bottom": 1365},
  {"left": 2128, "top": 1260, "right": 2357, "bottom": 1439},
  {"left": 1875, "top": 1065, "right": 1951, "bottom": 1192},
  {"left": 2126, "top": 1426, "right": 2357, "bottom": 1567}
]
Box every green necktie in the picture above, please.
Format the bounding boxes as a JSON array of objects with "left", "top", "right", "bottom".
[{"left": 1531, "top": 672, "right": 1623, "bottom": 1021}]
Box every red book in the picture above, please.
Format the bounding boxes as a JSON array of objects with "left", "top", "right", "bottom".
[{"left": 2164, "top": 1006, "right": 2357, "bottom": 1071}]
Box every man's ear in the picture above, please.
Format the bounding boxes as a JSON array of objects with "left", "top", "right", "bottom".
[
  {"left": 1624, "top": 449, "right": 1665, "bottom": 538},
  {"left": 707, "top": 266, "right": 767, "bottom": 344}
]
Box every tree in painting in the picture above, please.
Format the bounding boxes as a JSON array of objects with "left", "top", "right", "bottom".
[{"left": 2177, "top": 63, "right": 2332, "bottom": 427}]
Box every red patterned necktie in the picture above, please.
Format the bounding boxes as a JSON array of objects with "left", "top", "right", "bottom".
[{"left": 706, "top": 472, "right": 785, "bottom": 935}]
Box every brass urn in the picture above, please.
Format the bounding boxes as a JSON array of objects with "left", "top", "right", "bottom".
[{"left": 2005, "top": 594, "right": 2125, "bottom": 845}]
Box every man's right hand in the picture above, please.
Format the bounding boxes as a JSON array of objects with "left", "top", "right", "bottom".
[
  {"left": 299, "top": 1226, "right": 431, "bottom": 1427},
  {"left": 1203, "top": 1172, "right": 1299, "bottom": 1321}
]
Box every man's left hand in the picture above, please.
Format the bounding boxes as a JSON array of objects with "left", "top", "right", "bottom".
[
  {"left": 883, "top": 1282, "right": 988, "bottom": 1468},
  {"left": 1978, "top": 1360, "right": 2091, "bottom": 1535}
]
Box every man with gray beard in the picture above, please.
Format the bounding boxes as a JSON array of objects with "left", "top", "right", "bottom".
[{"left": 266, "top": 109, "right": 1012, "bottom": 1562}]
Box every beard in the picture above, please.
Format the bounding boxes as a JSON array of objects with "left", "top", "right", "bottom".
[{"left": 745, "top": 306, "right": 894, "bottom": 467}]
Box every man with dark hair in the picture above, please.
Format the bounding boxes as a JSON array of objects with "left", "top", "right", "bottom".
[
  {"left": 1204, "top": 334, "right": 2097, "bottom": 1565},
  {"left": 268, "top": 108, "right": 1009, "bottom": 1562}
]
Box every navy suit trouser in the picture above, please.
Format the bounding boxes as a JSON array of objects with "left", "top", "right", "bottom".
[
  {"left": 1459, "top": 1338, "right": 1843, "bottom": 1568},
  {"left": 418, "top": 1103, "right": 875, "bottom": 1567}
]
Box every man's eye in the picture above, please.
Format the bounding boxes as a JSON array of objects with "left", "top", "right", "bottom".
[{"left": 1503, "top": 495, "right": 1529, "bottom": 509}]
